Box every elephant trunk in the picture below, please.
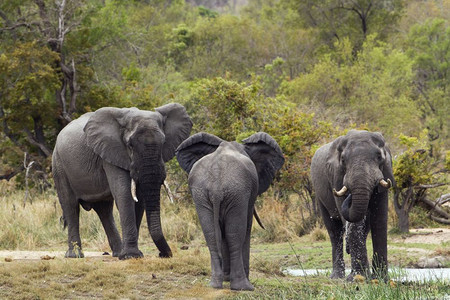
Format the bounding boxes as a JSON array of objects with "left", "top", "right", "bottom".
[
  {"left": 134, "top": 144, "right": 172, "bottom": 258},
  {"left": 341, "top": 187, "right": 371, "bottom": 223}
]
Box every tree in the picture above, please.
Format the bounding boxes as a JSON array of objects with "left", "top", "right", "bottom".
[
  {"left": 392, "top": 132, "right": 448, "bottom": 233},
  {"left": 283, "top": 0, "right": 404, "bottom": 49},
  {"left": 280, "top": 36, "right": 422, "bottom": 138},
  {"left": 406, "top": 18, "right": 450, "bottom": 154}
]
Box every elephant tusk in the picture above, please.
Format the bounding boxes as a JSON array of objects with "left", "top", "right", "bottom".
[
  {"left": 333, "top": 186, "right": 348, "bottom": 197},
  {"left": 379, "top": 178, "right": 392, "bottom": 189},
  {"left": 131, "top": 179, "right": 138, "bottom": 202}
]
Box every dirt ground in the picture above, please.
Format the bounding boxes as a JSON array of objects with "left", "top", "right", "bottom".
[
  {"left": 392, "top": 228, "right": 450, "bottom": 245},
  {"left": 1, "top": 228, "right": 448, "bottom": 262}
]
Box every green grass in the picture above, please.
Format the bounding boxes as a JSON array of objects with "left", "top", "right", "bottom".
[{"left": 0, "top": 187, "right": 449, "bottom": 299}]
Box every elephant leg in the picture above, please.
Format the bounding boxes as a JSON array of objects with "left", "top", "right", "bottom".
[
  {"left": 91, "top": 201, "right": 122, "bottom": 257},
  {"left": 225, "top": 201, "right": 254, "bottom": 291},
  {"left": 346, "top": 216, "right": 370, "bottom": 281},
  {"left": 319, "top": 202, "right": 345, "bottom": 279},
  {"left": 194, "top": 201, "right": 223, "bottom": 289},
  {"left": 222, "top": 238, "right": 230, "bottom": 282},
  {"left": 103, "top": 163, "right": 142, "bottom": 259},
  {"left": 54, "top": 172, "right": 84, "bottom": 258},
  {"left": 243, "top": 203, "right": 255, "bottom": 279},
  {"left": 370, "top": 192, "right": 389, "bottom": 280}
]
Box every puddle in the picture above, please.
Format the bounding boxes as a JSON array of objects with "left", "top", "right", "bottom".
[{"left": 285, "top": 268, "right": 450, "bottom": 282}]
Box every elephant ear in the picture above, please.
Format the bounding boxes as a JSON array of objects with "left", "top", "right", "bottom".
[
  {"left": 383, "top": 146, "right": 396, "bottom": 187},
  {"left": 155, "top": 103, "right": 193, "bottom": 162},
  {"left": 243, "top": 132, "right": 285, "bottom": 195},
  {"left": 326, "top": 135, "right": 347, "bottom": 188},
  {"left": 370, "top": 132, "right": 396, "bottom": 187},
  {"left": 176, "top": 132, "right": 224, "bottom": 173},
  {"left": 84, "top": 107, "right": 131, "bottom": 170}
]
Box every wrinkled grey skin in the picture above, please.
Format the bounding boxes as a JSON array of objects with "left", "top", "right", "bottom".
[
  {"left": 310, "top": 130, "right": 395, "bottom": 281},
  {"left": 176, "top": 132, "right": 284, "bottom": 291},
  {"left": 52, "top": 103, "right": 192, "bottom": 259}
]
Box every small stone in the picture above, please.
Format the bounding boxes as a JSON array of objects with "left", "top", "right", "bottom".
[
  {"left": 4, "top": 258, "right": 13, "bottom": 262},
  {"left": 180, "top": 245, "right": 189, "bottom": 250}
]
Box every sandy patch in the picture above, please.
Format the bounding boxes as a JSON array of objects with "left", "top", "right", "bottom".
[
  {"left": 394, "top": 228, "right": 450, "bottom": 245},
  {"left": 0, "top": 250, "right": 109, "bottom": 261}
]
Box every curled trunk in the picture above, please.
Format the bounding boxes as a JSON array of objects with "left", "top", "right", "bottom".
[{"left": 341, "top": 188, "right": 370, "bottom": 223}]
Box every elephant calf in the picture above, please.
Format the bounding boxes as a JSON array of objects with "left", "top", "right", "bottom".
[
  {"left": 311, "top": 130, "right": 395, "bottom": 281},
  {"left": 176, "top": 132, "right": 284, "bottom": 291}
]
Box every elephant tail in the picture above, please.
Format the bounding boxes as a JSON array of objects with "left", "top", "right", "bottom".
[{"left": 253, "top": 208, "right": 265, "bottom": 230}]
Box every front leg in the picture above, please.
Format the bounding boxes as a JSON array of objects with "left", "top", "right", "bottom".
[
  {"left": 319, "top": 203, "right": 345, "bottom": 279},
  {"left": 346, "top": 216, "right": 370, "bottom": 281},
  {"left": 370, "top": 191, "right": 389, "bottom": 280},
  {"left": 103, "top": 163, "right": 142, "bottom": 259}
]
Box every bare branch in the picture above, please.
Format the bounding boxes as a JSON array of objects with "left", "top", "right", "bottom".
[
  {"left": 421, "top": 197, "right": 450, "bottom": 219},
  {"left": 415, "top": 183, "right": 447, "bottom": 189},
  {"left": 430, "top": 215, "right": 450, "bottom": 224},
  {"left": 23, "top": 128, "right": 52, "bottom": 157},
  {"left": 0, "top": 166, "right": 25, "bottom": 181}
]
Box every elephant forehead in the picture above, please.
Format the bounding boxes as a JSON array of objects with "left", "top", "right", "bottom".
[{"left": 216, "top": 141, "right": 247, "bottom": 156}]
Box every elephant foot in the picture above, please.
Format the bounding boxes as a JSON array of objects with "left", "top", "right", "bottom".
[
  {"left": 112, "top": 251, "right": 121, "bottom": 258},
  {"left": 210, "top": 276, "right": 223, "bottom": 289},
  {"left": 65, "top": 249, "right": 84, "bottom": 258},
  {"left": 118, "top": 249, "right": 144, "bottom": 260},
  {"left": 223, "top": 273, "right": 230, "bottom": 282},
  {"left": 330, "top": 269, "right": 345, "bottom": 279},
  {"left": 159, "top": 250, "right": 173, "bottom": 258},
  {"left": 230, "top": 277, "right": 254, "bottom": 291}
]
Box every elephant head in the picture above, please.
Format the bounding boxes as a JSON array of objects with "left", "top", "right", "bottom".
[
  {"left": 176, "top": 132, "right": 284, "bottom": 196},
  {"left": 327, "top": 130, "right": 395, "bottom": 223},
  {"left": 83, "top": 103, "right": 192, "bottom": 257}
]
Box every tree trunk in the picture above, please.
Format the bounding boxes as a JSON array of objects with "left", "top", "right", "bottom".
[{"left": 397, "top": 209, "right": 409, "bottom": 233}]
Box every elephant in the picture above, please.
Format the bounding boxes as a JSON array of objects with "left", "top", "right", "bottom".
[
  {"left": 176, "top": 132, "right": 284, "bottom": 291},
  {"left": 310, "top": 130, "right": 395, "bottom": 281},
  {"left": 52, "top": 103, "right": 192, "bottom": 259}
]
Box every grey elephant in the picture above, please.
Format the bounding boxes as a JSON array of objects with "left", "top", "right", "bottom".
[
  {"left": 52, "top": 103, "right": 192, "bottom": 259},
  {"left": 176, "top": 132, "right": 284, "bottom": 291},
  {"left": 311, "top": 130, "right": 394, "bottom": 281}
]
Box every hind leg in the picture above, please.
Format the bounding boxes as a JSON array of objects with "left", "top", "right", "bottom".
[
  {"left": 226, "top": 201, "right": 254, "bottom": 291},
  {"left": 192, "top": 188, "right": 223, "bottom": 289},
  {"left": 54, "top": 172, "right": 84, "bottom": 258},
  {"left": 92, "top": 201, "right": 122, "bottom": 257}
]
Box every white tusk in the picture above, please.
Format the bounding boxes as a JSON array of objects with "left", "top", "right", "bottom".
[
  {"left": 379, "top": 178, "right": 392, "bottom": 189},
  {"left": 131, "top": 179, "right": 138, "bottom": 202},
  {"left": 333, "top": 186, "right": 348, "bottom": 197}
]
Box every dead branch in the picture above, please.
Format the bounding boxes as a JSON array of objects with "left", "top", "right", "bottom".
[
  {"left": 430, "top": 215, "right": 450, "bottom": 224},
  {"left": 23, "top": 153, "right": 35, "bottom": 207},
  {"left": 163, "top": 180, "right": 175, "bottom": 204},
  {"left": 0, "top": 166, "right": 25, "bottom": 181},
  {"left": 420, "top": 196, "right": 450, "bottom": 220}
]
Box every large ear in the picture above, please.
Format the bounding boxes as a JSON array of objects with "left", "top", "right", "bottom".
[
  {"left": 155, "top": 103, "right": 193, "bottom": 162},
  {"left": 382, "top": 145, "right": 396, "bottom": 188},
  {"left": 371, "top": 132, "right": 396, "bottom": 187},
  {"left": 176, "top": 132, "right": 224, "bottom": 173},
  {"left": 242, "top": 132, "right": 284, "bottom": 195},
  {"left": 83, "top": 107, "right": 131, "bottom": 170},
  {"left": 326, "top": 135, "right": 347, "bottom": 188}
]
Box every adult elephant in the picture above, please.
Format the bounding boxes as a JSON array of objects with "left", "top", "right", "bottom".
[
  {"left": 310, "top": 130, "right": 394, "bottom": 281},
  {"left": 52, "top": 103, "right": 192, "bottom": 259},
  {"left": 176, "top": 132, "right": 284, "bottom": 291}
]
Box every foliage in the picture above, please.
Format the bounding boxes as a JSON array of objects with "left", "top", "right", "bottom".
[
  {"left": 392, "top": 131, "right": 448, "bottom": 232},
  {"left": 281, "top": 35, "right": 421, "bottom": 138},
  {"left": 406, "top": 18, "right": 450, "bottom": 152}
]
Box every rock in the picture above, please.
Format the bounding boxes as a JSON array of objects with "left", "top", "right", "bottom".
[{"left": 417, "top": 256, "right": 446, "bottom": 268}]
